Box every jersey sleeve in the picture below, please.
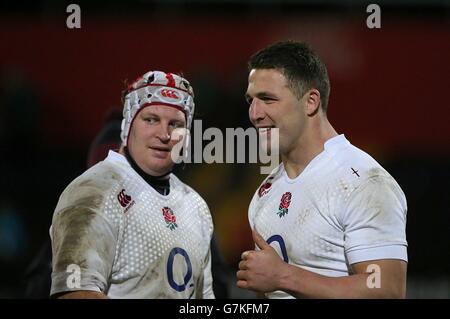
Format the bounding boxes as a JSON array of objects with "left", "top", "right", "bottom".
[
  {"left": 201, "top": 249, "right": 215, "bottom": 299},
  {"left": 192, "top": 192, "right": 215, "bottom": 299},
  {"left": 341, "top": 174, "right": 408, "bottom": 265},
  {"left": 50, "top": 199, "right": 119, "bottom": 296}
]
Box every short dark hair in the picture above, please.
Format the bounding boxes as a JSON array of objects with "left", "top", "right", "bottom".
[{"left": 248, "top": 40, "right": 331, "bottom": 112}]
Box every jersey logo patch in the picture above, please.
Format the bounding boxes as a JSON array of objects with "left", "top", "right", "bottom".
[
  {"left": 277, "top": 192, "right": 292, "bottom": 218},
  {"left": 258, "top": 176, "right": 274, "bottom": 197},
  {"left": 117, "top": 189, "right": 135, "bottom": 212},
  {"left": 162, "top": 207, "right": 178, "bottom": 230}
]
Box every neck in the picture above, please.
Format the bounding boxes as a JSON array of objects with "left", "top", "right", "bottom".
[
  {"left": 118, "top": 146, "right": 171, "bottom": 195},
  {"left": 282, "top": 116, "right": 337, "bottom": 179},
  {"left": 120, "top": 145, "right": 170, "bottom": 179}
]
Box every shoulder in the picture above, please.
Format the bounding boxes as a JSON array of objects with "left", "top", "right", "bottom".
[
  {"left": 322, "top": 137, "right": 393, "bottom": 188},
  {"left": 171, "top": 174, "right": 214, "bottom": 236},
  {"left": 171, "top": 174, "right": 211, "bottom": 213},
  {"left": 328, "top": 140, "right": 406, "bottom": 206},
  {"left": 341, "top": 144, "right": 402, "bottom": 194},
  {"left": 349, "top": 173, "right": 407, "bottom": 210},
  {"left": 306, "top": 136, "right": 405, "bottom": 210},
  {"left": 54, "top": 159, "right": 124, "bottom": 216},
  {"left": 169, "top": 174, "right": 195, "bottom": 195}
]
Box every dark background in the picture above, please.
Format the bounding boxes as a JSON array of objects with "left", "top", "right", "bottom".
[{"left": 0, "top": 0, "right": 449, "bottom": 298}]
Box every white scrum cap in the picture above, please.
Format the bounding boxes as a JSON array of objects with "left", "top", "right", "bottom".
[{"left": 120, "top": 70, "right": 195, "bottom": 146}]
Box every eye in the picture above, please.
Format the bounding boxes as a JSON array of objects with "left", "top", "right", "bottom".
[
  {"left": 245, "top": 94, "right": 253, "bottom": 105},
  {"left": 144, "top": 117, "right": 157, "bottom": 124},
  {"left": 169, "top": 121, "right": 185, "bottom": 129},
  {"left": 262, "top": 98, "right": 276, "bottom": 104}
]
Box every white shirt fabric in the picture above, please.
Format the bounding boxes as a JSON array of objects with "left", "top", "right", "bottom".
[
  {"left": 248, "top": 135, "right": 408, "bottom": 299},
  {"left": 50, "top": 151, "right": 214, "bottom": 299}
]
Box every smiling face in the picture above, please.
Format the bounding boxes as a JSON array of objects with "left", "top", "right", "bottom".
[
  {"left": 127, "top": 105, "right": 186, "bottom": 176},
  {"left": 246, "top": 68, "right": 308, "bottom": 156}
]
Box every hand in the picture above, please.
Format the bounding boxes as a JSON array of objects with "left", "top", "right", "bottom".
[{"left": 236, "top": 229, "right": 287, "bottom": 292}]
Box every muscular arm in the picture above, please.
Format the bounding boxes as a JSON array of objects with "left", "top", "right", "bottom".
[
  {"left": 50, "top": 205, "right": 118, "bottom": 297},
  {"left": 56, "top": 290, "right": 108, "bottom": 299},
  {"left": 278, "top": 259, "right": 406, "bottom": 298},
  {"left": 237, "top": 230, "right": 407, "bottom": 298}
]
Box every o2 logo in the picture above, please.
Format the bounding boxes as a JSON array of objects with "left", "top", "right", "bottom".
[
  {"left": 267, "top": 234, "right": 289, "bottom": 263},
  {"left": 166, "top": 247, "right": 193, "bottom": 292}
]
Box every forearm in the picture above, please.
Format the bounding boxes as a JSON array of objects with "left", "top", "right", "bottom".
[{"left": 278, "top": 263, "right": 403, "bottom": 299}]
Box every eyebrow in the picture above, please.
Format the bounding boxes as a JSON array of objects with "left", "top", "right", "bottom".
[
  {"left": 170, "top": 119, "right": 186, "bottom": 125},
  {"left": 245, "top": 91, "right": 278, "bottom": 101},
  {"left": 141, "top": 111, "right": 159, "bottom": 118},
  {"left": 141, "top": 111, "right": 184, "bottom": 122}
]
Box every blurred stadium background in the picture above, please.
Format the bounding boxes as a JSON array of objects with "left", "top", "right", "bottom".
[{"left": 0, "top": 0, "right": 449, "bottom": 298}]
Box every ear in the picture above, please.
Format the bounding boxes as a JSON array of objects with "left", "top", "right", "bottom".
[{"left": 304, "top": 89, "right": 321, "bottom": 116}]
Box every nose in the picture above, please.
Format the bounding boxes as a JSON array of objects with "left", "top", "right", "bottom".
[
  {"left": 156, "top": 123, "right": 171, "bottom": 143},
  {"left": 249, "top": 99, "right": 265, "bottom": 124}
]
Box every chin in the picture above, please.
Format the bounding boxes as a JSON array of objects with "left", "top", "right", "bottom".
[{"left": 147, "top": 159, "right": 174, "bottom": 175}]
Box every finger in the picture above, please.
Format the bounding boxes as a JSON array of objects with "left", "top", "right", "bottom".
[
  {"left": 252, "top": 229, "right": 269, "bottom": 250},
  {"left": 236, "top": 269, "right": 247, "bottom": 280},
  {"left": 236, "top": 279, "right": 248, "bottom": 289},
  {"left": 241, "top": 250, "right": 250, "bottom": 260},
  {"left": 238, "top": 260, "right": 248, "bottom": 270}
]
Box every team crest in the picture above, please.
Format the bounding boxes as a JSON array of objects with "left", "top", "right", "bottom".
[
  {"left": 277, "top": 192, "right": 292, "bottom": 218},
  {"left": 162, "top": 207, "right": 178, "bottom": 230}
]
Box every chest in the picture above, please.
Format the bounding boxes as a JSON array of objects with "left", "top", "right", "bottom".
[
  {"left": 252, "top": 182, "right": 344, "bottom": 263},
  {"left": 114, "top": 189, "right": 210, "bottom": 280}
]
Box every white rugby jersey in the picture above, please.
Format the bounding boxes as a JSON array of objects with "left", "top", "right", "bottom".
[
  {"left": 249, "top": 135, "right": 407, "bottom": 299},
  {"left": 50, "top": 151, "right": 214, "bottom": 299}
]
